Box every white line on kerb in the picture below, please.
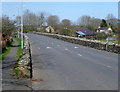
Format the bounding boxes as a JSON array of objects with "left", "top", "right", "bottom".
[{"left": 77, "top": 54, "right": 82, "bottom": 56}]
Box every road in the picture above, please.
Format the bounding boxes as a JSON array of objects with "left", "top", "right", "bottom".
[{"left": 27, "top": 33, "right": 118, "bottom": 90}]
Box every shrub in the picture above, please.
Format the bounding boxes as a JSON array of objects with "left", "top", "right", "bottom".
[{"left": 24, "top": 29, "right": 30, "bottom": 33}]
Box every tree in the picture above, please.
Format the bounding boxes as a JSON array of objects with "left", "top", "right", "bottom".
[
  {"left": 23, "top": 9, "right": 37, "bottom": 31},
  {"left": 106, "top": 14, "right": 118, "bottom": 33},
  {"left": 60, "top": 28, "right": 72, "bottom": 36},
  {"left": 95, "top": 32, "right": 108, "bottom": 40},
  {"left": 100, "top": 19, "right": 108, "bottom": 27},
  {"left": 15, "top": 16, "right": 21, "bottom": 26},
  {"left": 37, "top": 12, "right": 46, "bottom": 27},
  {"left": 2, "top": 16, "right": 15, "bottom": 35},
  {"left": 78, "top": 15, "right": 91, "bottom": 26},
  {"left": 58, "top": 19, "right": 72, "bottom": 36},
  {"left": 61, "top": 19, "right": 71, "bottom": 27},
  {"left": 47, "top": 15, "right": 60, "bottom": 27},
  {"left": 0, "top": 17, "right": 2, "bottom": 33},
  {"left": 90, "top": 17, "right": 101, "bottom": 31}
]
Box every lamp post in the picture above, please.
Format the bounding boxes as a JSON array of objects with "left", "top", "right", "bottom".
[{"left": 21, "top": 2, "right": 24, "bottom": 49}]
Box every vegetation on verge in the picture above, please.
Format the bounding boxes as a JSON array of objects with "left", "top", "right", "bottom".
[
  {"left": 14, "top": 38, "right": 23, "bottom": 78},
  {"left": 0, "top": 41, "right": 14, "bottom": 61},
  {"left": 14, "top": 38, "right": 22, "bottom": 60}
]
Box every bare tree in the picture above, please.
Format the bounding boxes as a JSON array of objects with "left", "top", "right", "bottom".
[
  {"left": 77, "top": 15, "right": 101, "bottom": 31},
  {"left": 106, "top": 14, "right": 117, "bottom": 25},
  {"left": 37, "top": 12, "right": 46, "bottom": 27},
  {"left": 78, "top": 15, "right": 91, "bottom": 26},
  {"left": 23, "top": 9, "right": 37, "bottom": 26},
  {"left": 90, "top": 17, "right": 101, "bottom": 30},
  {"left": 15, "top": 16, "right": 21, "bottom": 26},
  {"left": 106, "top": 14, "right": 118, "bottom": 33},
  {"left": 23, "top": 9, "right": 37, "bottom": 30},
  {"left": 47, "top": 15, "right": 60, "bottom": 27}
]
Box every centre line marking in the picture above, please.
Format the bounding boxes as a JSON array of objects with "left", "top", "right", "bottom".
[
  {"left": 74, "top": 46, "right": 79, "bottom": 49},
  {"left": 46, "top": 47, "right": 52, "bottom": 49},
  {"left": 65, "top": 48, "right": 68, "bottom": 50},
  {"left": 106, "top": 66, "right": 112, "bottom": 68},
  {"left": 77, "top": 54, "right": 82, "bottom": 56},
  {"left": 102, "top": 64, "right": 112, "bottom": 69}
]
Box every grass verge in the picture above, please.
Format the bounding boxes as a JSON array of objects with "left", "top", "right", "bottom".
[
  {"left": 99, "top": 39, "right": 119, "bottom": 44},
  {"left": 0, "top": 41, "right": 14, "bottom": 62},
  {"left": 14, "top": 38, "right": 23, "bottom": 78},
  {"left": 14, "top": 38, "right": 23, "bottom": 60}
]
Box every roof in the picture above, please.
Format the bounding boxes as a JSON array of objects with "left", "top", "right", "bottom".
[
  {"left": 106, "top": 37, "right": 117, "bottom": 41},
  {"left": 76, "top": 28, "right": 96, "bottom": 36},
  {"left": 97, "top": 27, "right": 108, "bottom": 30},
  {"left": 76, "top": 31, "right": 85, "bottom": 35}
]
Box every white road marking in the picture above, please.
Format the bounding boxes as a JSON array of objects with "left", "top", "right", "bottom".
[
  {"left": 57, "top": 45, "right": 60, "bottom": 47},
  {"left": 65, "top": 48, "right": 68, "bottom": 51},
  {"left": 74, "top": 46, "right": 79, "bottom": 49},
  {"left": 52, "top": 42, "right": 54, "bottom": 44},
  {"left": 38, "top": 47, "right": 40, "bottom": 50},
  {"left": 77, "top": 54, "right": 82, "bottom": 56},
  {"left": 106, "top": 65, "right": 112, "bottom": 68},
  {"left": 46, "top": 47, "right": 52, "bottom": 49},
  {"left": 102, "top": 64, "right": 112, "bottom": 69}
]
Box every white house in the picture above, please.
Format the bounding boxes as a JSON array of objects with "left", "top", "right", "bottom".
[
  {"left": 45, "top": 26, "right": 54, "bottom": 33},
  {"left": 96, "top": 26, "right": 112, "bottom": 34}
]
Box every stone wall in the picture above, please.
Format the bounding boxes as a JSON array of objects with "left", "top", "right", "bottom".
[
  {"left": 33, "top": 32, "right": 120, "bottom": 54},
  {"left": 14, "top": 35, "right": 32, "bottom": 78}
]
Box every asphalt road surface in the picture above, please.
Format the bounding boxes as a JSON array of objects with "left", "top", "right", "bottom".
[{"left": 27, "top": 33, "right": 118, "bottom": 90}]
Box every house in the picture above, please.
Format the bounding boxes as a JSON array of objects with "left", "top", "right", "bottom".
[
  {"left": 96, "top": 26, "right": 112, "bottom": 34},
  {"left": 45, "top": 26, "right": 54, "bottom": 33},
  {"left": 76, "top": 28, "right": 96, "bottom": 38}
]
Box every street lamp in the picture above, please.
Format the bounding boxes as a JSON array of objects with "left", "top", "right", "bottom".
[{"left": 21, "top": 2, "right": 24, "bottom": 49}]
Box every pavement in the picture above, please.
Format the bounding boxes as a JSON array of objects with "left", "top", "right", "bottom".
[
  {"left": 2, "top": 39, "right": 32, "bottom": 91},
  {"left": 27, "top": 33, "right": 118, "bottom": 90}
]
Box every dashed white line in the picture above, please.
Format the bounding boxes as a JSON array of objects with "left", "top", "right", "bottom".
[
  {"left": 77, "top": 54, "right": 82, "bottom": 56},
  {"left": 102, "top": 64, "right": 112, "bottom": 68},
  {"left": 106, "top": 65, "right": 112, "bottom": 68},
  {"left": 46, "top": 47, "right": 52, "bottom": 49},
  {"left": 65, "top": 48, "right": 68, "bottom": 51},
  {"left": 74, "top": 46, "right": 79, "bottom": 49}
]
